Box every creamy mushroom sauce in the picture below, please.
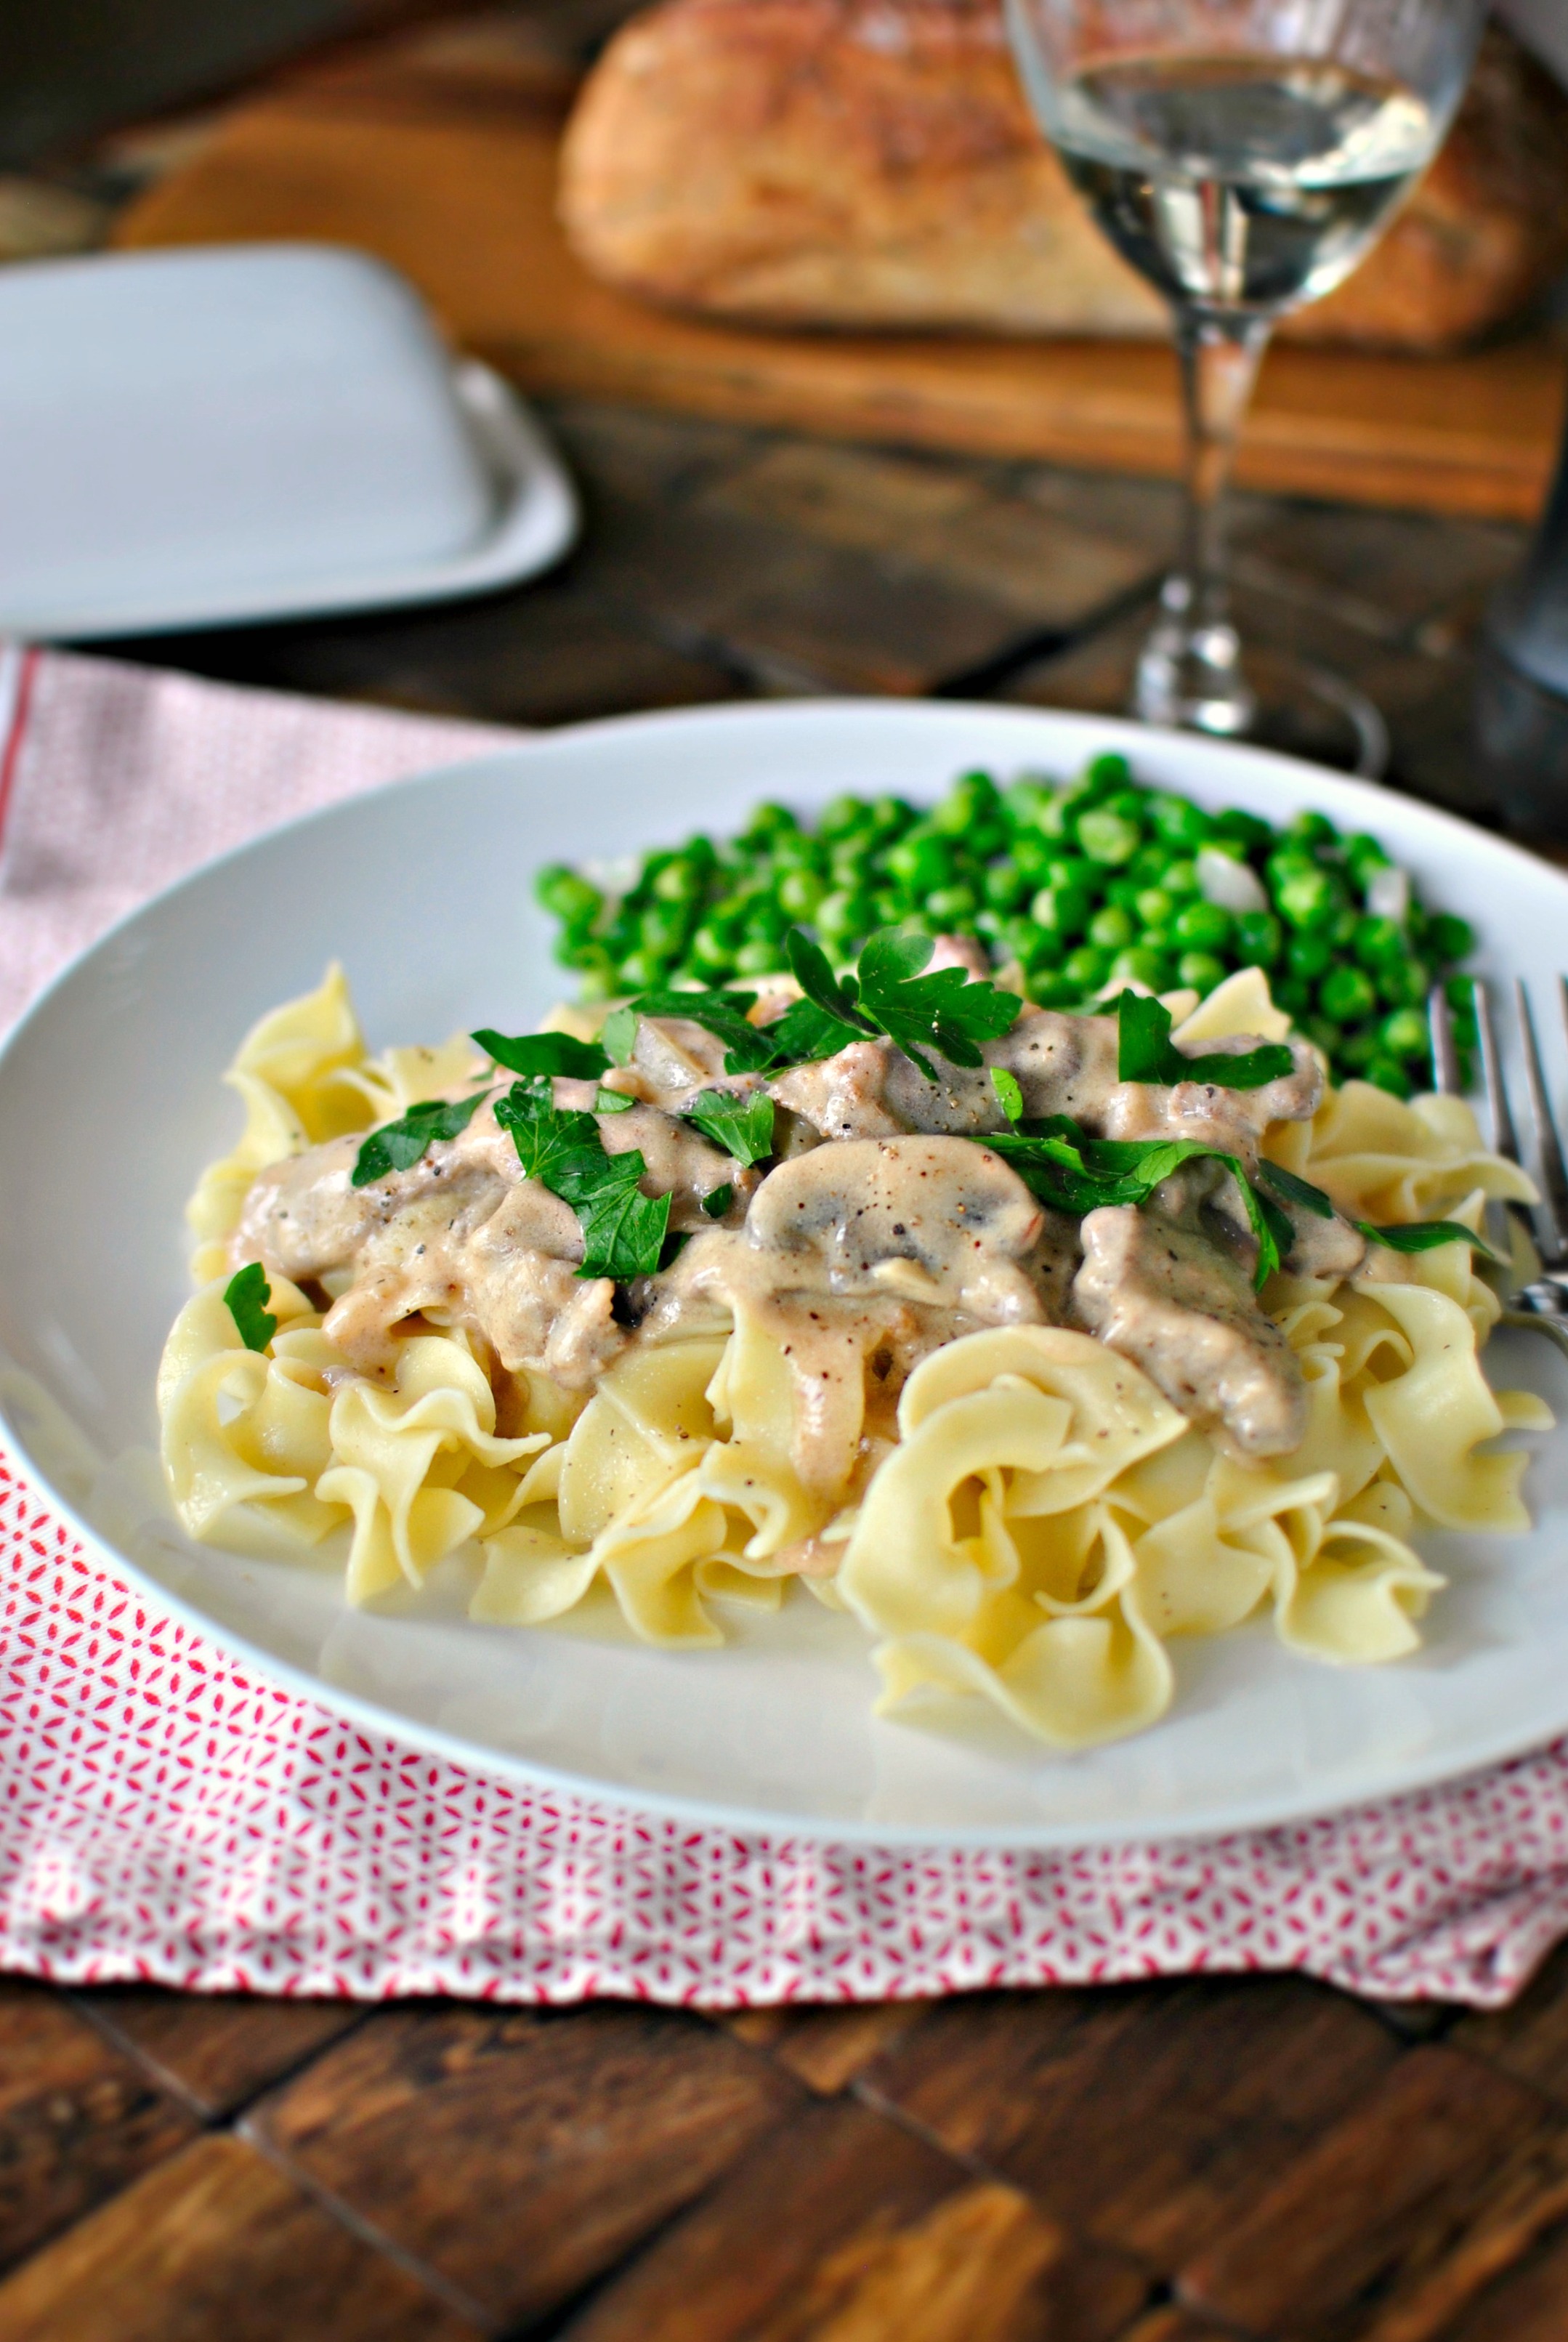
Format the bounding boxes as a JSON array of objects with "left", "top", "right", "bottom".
[{"left": 234, "top": 976, "right": 1359, "bottom": 1493}]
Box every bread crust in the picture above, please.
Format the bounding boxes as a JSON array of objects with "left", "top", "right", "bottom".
[{"left": 559, "top": 1, "right": 1568, "bottom": 351}]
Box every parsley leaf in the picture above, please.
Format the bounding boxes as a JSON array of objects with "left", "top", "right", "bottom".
[
  {"left": 224, "top": 1261, "right": 277, "bottom": 1352},
  {"left": 1114, "top": 991, "right": 1296, "bottom": 1091},
  {"left": 472, "top": 1029, "right": 610, "bottom": 1081},
  {"left": 681, "top": 1089, "right": 775, "bottom": 1166},
  {"left": 783, "top": 926, "right": 1021, "bottom": 1082},
  {"left": 494, "top": 1083, "right": 671, "bottom": 1279},
  {"left": 702, "top": 1183, "right": 734, "bottom": 1219},
  {"left": 982, "top": 1120, "right": 1288, "bottom": 1289},
  {"left": 991, "top": 1067, "right": 1025, "bottom": 1126},
  {"left": 624, "top": 985, "right": 775, "bottom": 1075},
  {"left": 1359, "top": 1219, "right": 1503, "bottom": 1263},
  {"left": 857, "top": 929, "right": 1022, "bottom": 1080},
  {"left": 594, "top": 1084, "right": 637, "bottom": 1114},
  {"left": 1256, "top": 1160, "right": 1335, "bottom": 1218},
  {"left": 352, "top": 1089, "right": 490, "bottom": 1188},
  {"left": 599, "top": 1005, "right": 638, "bottom": 1066}
]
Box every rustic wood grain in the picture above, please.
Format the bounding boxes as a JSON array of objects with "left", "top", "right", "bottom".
[
  {"left": 557, "top": 2093, "right": 1148, "bottom": 2341},
  {"left": 1177, "top": 2044, "right": 1557, "bottom": 2335},
  {"left": 859, "top": 1979, "right": 1400, "bottom": 2275},
  {"left": 1450, "top": 1947, "right": 1568, "bottom": 2106},
  {"left": 727, "top": 2003, "right": 935, "bottom": 2095},
  {"left": 76, "top": 1988, "right": 364, "bottom": 2118},
  {"left": 0, "top": 1982, "right": 195, "bottom": 2278},
  {"left": 246, "top": 2004, "right": 801, "bottom": 2325},
  {"left": 109, "top": 24, "right": 1568, "bottom": 520},
  {"left": 0, "top": 2134, "right": 480, "bottom": 2342}
]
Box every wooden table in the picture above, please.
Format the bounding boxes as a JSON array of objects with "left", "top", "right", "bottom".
[
  {"left": 7, "top": 0, "right": 1568, "bottom": 2294},
  {"left": 1, "top": 395, "right": 1566, "bottom": 2342}
]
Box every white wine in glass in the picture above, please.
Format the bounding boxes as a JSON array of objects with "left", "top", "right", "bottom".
[{"left": 1005, "top": 0, "right": 1487, "bottom": 772}]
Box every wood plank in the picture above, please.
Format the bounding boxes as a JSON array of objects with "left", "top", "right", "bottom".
[
  {"left": 76, "top": 1989, "right": 363, "bottom": 2118},
  {"left": 1177, "top": 2044, "right": 1556, "bottom": 2336},
  {"left": 1450, "top": 1945, "right": 1568, "bottom": 2106},
  {"left": 0, "top": 1980, "right": 196, "bottom": 2277},
  {"left": 0, "top": 2133, "right": 479, "bottom": 2342},
  {"left": 111, "top": 36, "right": 1568, "bottom": 522},
  {"left": 726, "top": 2003, "right": 935, "bottom": 2096},
  {"left": 559, "top": 2095, "right": 1149, "bottom": 2342},
  {"left": 247, "top": 2004, "right": 801, "bottom": 2327},
  {"left": 859, "top": 1978, "right": 1399, "bottom": 2275}
]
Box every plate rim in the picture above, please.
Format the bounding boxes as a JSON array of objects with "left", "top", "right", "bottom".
[{"left": 4, "top": 692, "right": 1567, "bottom": 1849}]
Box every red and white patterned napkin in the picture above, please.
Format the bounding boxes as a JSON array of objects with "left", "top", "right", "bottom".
[{"left": 4, "top": 643, "right": 1568, "bottom": 2009}]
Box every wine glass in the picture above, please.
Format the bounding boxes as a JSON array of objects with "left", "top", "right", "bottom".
[{"left": 1004, "top": 0, "right": 1487, "bottom": 773}]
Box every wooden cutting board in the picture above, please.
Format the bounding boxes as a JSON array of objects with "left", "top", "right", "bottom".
[{"left": 115, "top": 27, "right": 1568, "bottom": 521}]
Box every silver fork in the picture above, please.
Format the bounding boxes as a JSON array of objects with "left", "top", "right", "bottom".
[{"left": 1429, "top": 979, "right": 1568, "bottom": 1354}]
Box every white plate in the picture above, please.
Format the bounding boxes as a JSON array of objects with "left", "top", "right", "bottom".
[
  {"left": 0, "top": 246, "right": 578, "bottom": 640},
  {"left": 2, "top": 699, "right": 1566, "bottom": 1847}
]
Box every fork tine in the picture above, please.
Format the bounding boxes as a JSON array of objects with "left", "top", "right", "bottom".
[
  {"left": 1475, "top": 980, "right": 1521, "bottom": 1162},
  {"left": 1428, "top": 985, "right": 1460, "bottom": 1094},
  {"left": 1515, "top": 979, "right": 1568, "bottom": 1250}
]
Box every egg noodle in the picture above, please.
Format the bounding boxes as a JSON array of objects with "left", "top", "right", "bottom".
[{"left": 158, "top": 961, "right": 1551, "bottom": 1749}]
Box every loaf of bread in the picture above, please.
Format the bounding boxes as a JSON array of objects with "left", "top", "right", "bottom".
[{"left": 559, "top": 2, "right": 1568, "bottom": 351}]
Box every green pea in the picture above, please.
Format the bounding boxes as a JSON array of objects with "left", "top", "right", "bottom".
[
  {"left": 1141, "top": 926, "right": 1175, "bottom": 956},
  {"left": 1380, "top": 1006, "right": 1430, "bottom": 1059},
  {"left": 1172, "top": 900, "right": 1233, "bottom": 951},
  {"left": 870, "top": 890, "right": 903, "bottom": 926},
  {"left": 1110, "top": 947, "right": 1169, "bottom": 990},
  {"left": 829, "top": 849, "right": 868, "bottom": 894},
  {"left": 1344, "top": 832, "right": 1391, "bottom": 881},
  {"left": 1377, "top": 956, "right": 1431, "bottom": 1010},
  {"left": 1275, "top": 867, "right": 1341, "bottom": 931},
  {"left": 868, "top": 796, "right": 915, "bottom": 837},
  {"left": 1062, "top": 944, "right": 1110, "bottom": 990},
  {"left": 1216, "top": 808, "right": 1275, "bottom": 852},
  {"left": 1030, "top": 884, "right": 1090, "bottom": 939},
  {"left": 884, "top": 834, "right": 952, "bottom": 891},
  {"left": 732, "top": 937, "right": 781, "bottom": 975},
  {"left": 1036, "top": 788, "right": 1088, "bottom": 840},
  {"left": 1352, "top": 915, "right": 1405, "bottom": 969},
  {"left": 1338, "top": 1027, "right": 1381, "bottom": 1070},
  {"left": 1011, "top": 834, "right": 1056, "bottom": 885},
  {"left": 689, "top": 925, "right": 733, "bottom": 974},
  {"left": 1303, "top": 1014, "right": 1342, "bottom": 1059},
  {"left": 1075, "top": 807, "right": 1142, "bottom": 866},
  {"left": 1046, "top": 853, "right": 1098, "bottom": 892},
  {"left": 980, "top": 861, "right": 1026, "bottom": 912},
  {"left": 1105, "top": 875, "right": 1143, "bottom": 913},
  {"left": 1272, "top": 975, "right": 1311, "bottom": 1018},
  {"left": 1177, "top": 951, "right": 1227, "bottom": 995},
  {"left": 536, "top": 864, "right": 602, "bottom": 926},
  {"left": 817, "top": 794, "right": 869, "bottom": 841},
  {"left": 778, "top": 868, "right": 824, "bottom": 919},
  {"left": 1330, "top": 908, "right": 1359, "bottom": 949},
  {"left": 1135, "top": 887, "right": 1175, "bottom": 929},
  {"left": 1287, "top": 931, "right": 1333, "bottom": 982},
  {"left": 926, "top": 884, "right": 979, "bottom": 924},
  {"left": 1163, "top": 857, "right": 1200, "bottom": 898},
  {"left": 1128, "top": 843, "right": 1172, "bottom": 889},
  {"left": 1147, "top": 794, "right": 1213, "bottom": 849},
  {"left": 1027, "top": 971, "right": 1081, "bottom": 1009},
  {"left": 1365, "top": 1055, "right": 1413, "bottom": 1099},
  {"left": 618, "top": 948, "right": 663, "bottom": 990},
  {"left": 1319, "top": 964, "right": 1377, "bottom": 1023},
  {"left": 739, "top": 801, "right": 797, "bottom": 847},
  {"left": 1085, "top": 751, "right": 1133, "bottom": 791},
  {"left": 1428, "top": 913, "right": 1475, "bottom": 965},
  {"left": 1002, "top": 780, "right": 1056, "bottom": 831},
  {"left": 1284, "top": 810, "right": 1338, "bottom": 851},
  {"left": 1089, "top": 904, "right": 1135, "bottom": 951},
  {"left": 639, "top": 903, "right": 688, "bottom": 954},
  {"left": 1234, "top": 909, "right": 1282, "bottom": 967},
  {"left": 651, "top": 859, "right": 700, "bottom": 903}
]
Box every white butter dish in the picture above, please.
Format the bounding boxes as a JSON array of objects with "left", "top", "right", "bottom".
[{"left": 0, "top": 243, "right": 577, "bottom": 639}]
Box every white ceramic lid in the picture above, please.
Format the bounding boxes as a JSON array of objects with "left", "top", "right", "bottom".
[{"left": 0, "top": 243, "right": 575, "bottom": 638}]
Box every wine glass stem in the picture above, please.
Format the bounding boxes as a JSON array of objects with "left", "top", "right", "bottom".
[{"left": 1134, "top": 307, "right": 1272, "bottom": 736}]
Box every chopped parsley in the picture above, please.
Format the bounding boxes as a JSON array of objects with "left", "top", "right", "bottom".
[
  {"left": 990, "top": 1067, "right": 1025, "bottom": 1126},
  {"left": 494, "top": 1083, "right": 671, "bottom": 1280},
  {"left": 1359, "top": 1219, "right": 1502, "bottom": 1261},
  {"left": 352, "top": 1089, "right": 490, "bottom": 1188},
  {"left": 784, "top": 926, "right": 1021, "bottom": 1082},
  {"left": 702, "top": 1183, "right": 734, "bottom": 1219},
  {"left": 472, "top": 1027, "right": 611, "bottom": 1081},
  {"left": 985, "top": 1118, "right": 1291, "bottom": 1289},
  {"left": 1256, "top": 1160, "right": 1335, "bottom": 1217},
  {"left": 681, "top": 1089, "right": 775, "bottom": 1166},
  {"left": 594, "top": 1084, "right": 637, "bottom": 1114},
  {"left": 619, "top": 986, "right": 777, "bottom": 1075},
  {"left": 1114, "top": 991, "right": 1295, "bottom": 1091},
  {"left": 224, "top": 1261, "right": 277, "bottom": 1352}
]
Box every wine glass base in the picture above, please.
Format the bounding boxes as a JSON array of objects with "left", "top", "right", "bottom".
[{"left": 1133, "top": 642, "right": 1389, "bottom": 780}]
